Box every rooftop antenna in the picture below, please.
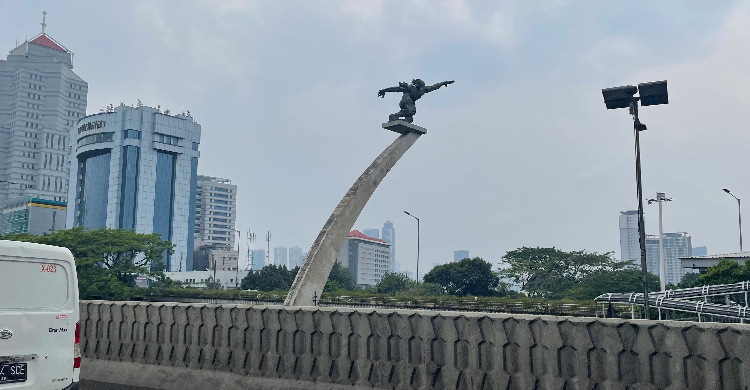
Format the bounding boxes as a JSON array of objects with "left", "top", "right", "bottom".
[
  {"left": 247, "top": 229, "right": 256, "bottom": 270},
  {"left": 266, "top": 231, "right": 271, "bottom": 265},
  {"left": 41, "top": 11, "right": 47, "bottom": 33}
]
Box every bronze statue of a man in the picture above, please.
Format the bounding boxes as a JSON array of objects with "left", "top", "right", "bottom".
[{"left": 378, "top": 79, "right": 454, "bottom": 123}]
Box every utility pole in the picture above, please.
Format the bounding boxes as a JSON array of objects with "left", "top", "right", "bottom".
[
  {"left": 235, "top": 230, "right": 241, "bottom": 287},
  {"left": 404, "top": 211, "right": 420, "bottom": 282},
  {"left": 649, "top": 193, "right": 672, "bottom": 291}
]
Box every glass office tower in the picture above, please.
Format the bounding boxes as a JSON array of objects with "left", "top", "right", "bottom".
[{"left": 66, "top": 105, "right": 202, "bottom": 271}]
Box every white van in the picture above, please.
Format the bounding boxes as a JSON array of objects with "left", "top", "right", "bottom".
[{"left": 0, "top": 240, "right": 80, "bottom": 390}]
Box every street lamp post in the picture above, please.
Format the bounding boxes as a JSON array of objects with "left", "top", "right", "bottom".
[
  {"left": 404, "top": 211, "right": 420, "bottom": 282},
  {"left": 723, "top": 189, "right": 743, "bottom": 252},
  {"left": 648, "top": 192, "right": 672, "bottom": 291},
  {"left": 235, "top": 230, "right": 241, "bottom": 287},
  {"left": 603, "top": 80, "right": 668, "bottom": 317}
]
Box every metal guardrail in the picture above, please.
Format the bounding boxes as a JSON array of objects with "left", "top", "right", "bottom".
[
  {"left": 649, "top": 281, "right": 750, "bottom": 302},
  {"left": 595, "top": 282, "right": 750, "bottom": 323}
]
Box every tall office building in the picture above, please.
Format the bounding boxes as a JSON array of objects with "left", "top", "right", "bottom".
[
  {"left": 382, "top": 220, "right": 396, "bottom": 271},
  {"left": 692, "top": 246, "right": 707, "bottom": 257},
  {"left": 288, "top": 246, "right": 305, "bottom": 269},
  {"left": 363, "top": 229, "right": 379, "bottom": 239},
  {"left": 645, "top": 232, "right": 693, "bottom": 286},
  {"left": 274, "top": 246, "right": 288, "bottom": 267},
  {"left": 65, "top": 105, "right": 201, "bottom": 272},
  {"left": 337, "top": 230, "right": 391, "bottom": 288},
  {"left": 193, "top": 246, "right": 238, "bottom": 272},
  {"left": 454, "top": 250, "right": 470, "bottom": 262},
  {"left": 194, "top": 175, "right": 237, "bottom": 249},
  {"left": 619, "top": 210, "right": 640, "bottom": 262},
  {"left": 0, "top": 22, "right": 87, "bottom": 209},
  {"left": 251, "top": 249, "right": 266, "bottom": 270}
]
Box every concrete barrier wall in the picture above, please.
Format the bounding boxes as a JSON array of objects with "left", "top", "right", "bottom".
[{"left": 79, "top": 301, "right": 750, "bottom": 390}]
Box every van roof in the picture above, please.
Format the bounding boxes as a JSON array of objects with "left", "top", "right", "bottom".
[{"left": 0, "top": 239, "right": 74, "bottom": 263}]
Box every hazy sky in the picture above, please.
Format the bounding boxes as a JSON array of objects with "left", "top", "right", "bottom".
[{"left": 3, "top": 1, "right": 750, "bottom": 273}]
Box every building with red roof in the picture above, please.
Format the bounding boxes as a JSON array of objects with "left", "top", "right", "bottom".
[
  {"left": 0, "top": 15, "right": 88, "bottom": 218},
  {"left": 337, "top": 230, "right": 391, "bottom": 287}
]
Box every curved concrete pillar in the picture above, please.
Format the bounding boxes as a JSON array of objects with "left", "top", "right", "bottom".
[{"left": 284, "top": 121, "right": 426, "bottom": 306}]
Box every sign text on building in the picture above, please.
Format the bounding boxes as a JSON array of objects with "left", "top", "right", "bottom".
[{"left": 78, "top": 120, "right": 105, "bottom": 134}]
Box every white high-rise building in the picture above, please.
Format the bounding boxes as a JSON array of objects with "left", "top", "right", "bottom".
[
  {"left": 0, "top": 23, "right": 87, "bottom": 208},
  {"left": 619, "top": 210, "right": 640, "bottom": 262},
  {"left": 382, "top": 220, "right": 396, "bottom": 271},
  {"left": 66, "top": 105, "right": 201, "bottom": 272},
  {"left": 337, "top": 230, "right": 391, "bottom": 288},
  {"left": 194, "top": 176, "right": 237, "bottom": 249},
  {"left": 646, "top": 232, "right": 694, "bottom": 286}
]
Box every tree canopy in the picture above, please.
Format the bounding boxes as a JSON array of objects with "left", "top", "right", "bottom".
[
  {"left": 327, "top": 261, "right": 356, "bottom": 291},
  {"left": 1, "top": 227, "right": 173, "bottom": 300},
  {"left": 423, "top": 257, "right": 501, "bottom": 296},
  {"left": 376, "top": 272, "right": 415, "bottom": 295},
  {"left": 241, "top": 264, "right": 298, "bottom": 291},
  {"left": 564, "top": 265, "right": 660, "bottom": 300},
  {"left": 500, "top": 247, "right": 617, "bottom": 299}
]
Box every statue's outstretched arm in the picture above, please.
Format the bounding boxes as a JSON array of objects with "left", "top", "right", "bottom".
[
  {"left": 424, "top": 80, "right": 455, "bottom": 93},
  {"left": 378, "top": 84, "right": 407, "bottom": 98}
]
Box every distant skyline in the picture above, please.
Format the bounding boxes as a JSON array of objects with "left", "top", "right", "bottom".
[{"left": 1, "top": 1, "right": 746, "bottom": 274}]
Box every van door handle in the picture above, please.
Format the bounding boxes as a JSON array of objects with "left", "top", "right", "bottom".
[{"left": 0, "top": 354, "right": 38, "bottom": 363}]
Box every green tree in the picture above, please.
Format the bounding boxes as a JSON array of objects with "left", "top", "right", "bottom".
[
  {"left": 205, "top": 276, "right": 223, "bottom": 290},
  {"left": 695, "top": 259, "right": 747, "bottom": 285},
  {"left": 241, "top": 264, "right": 298, "bottom": 291},
  {"left": 500, "top": 247, "right": 616, "bottom": 299},
  {"left": 401, "top": 282, "right": 445, "bottom": 297},
  {"left": 564, "top": 265, "right": 660, "bottom": 300},
  {"left": 423, "top": 257, "right": 500, "bottom": 296},
  {"left": 377, "top": 272, "right": 415, "bottom": 295},
  {"left": 327, "top": 261, "right": 356, "bottom": 291},
  {"left": 675, "top": 271, "right": 701, "bottom": 289},
  {"left": 324, "top": 280, "right": 342, "bottom": 293},
  {"left": 1, "top": 227, "right": 173, "bottom": 300}
]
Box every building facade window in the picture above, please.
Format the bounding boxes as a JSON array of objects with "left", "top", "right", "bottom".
[
  {"left": 78, "top": 132, "right": 113, "bottom": 147},
  {"left": 123, "top": 129, "right": 142, "bottom": 139},
  {"left": 119, "top": 146, "right": 140, "bottom": 230},
  {"left": 153, "top": 151, "right": 176, "bottom": 268},
  {"left": 76, "top": 151, "right": 111, "bottom": 229}
]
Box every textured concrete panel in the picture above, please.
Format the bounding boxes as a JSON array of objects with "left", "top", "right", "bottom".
[
  {"left": 80, "top": 301, "right": 750, "bottom": 390},
  {"left": 285, "top": 123, "right": 423, "bottom": 306}
]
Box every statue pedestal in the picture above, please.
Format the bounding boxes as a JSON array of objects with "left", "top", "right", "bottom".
[
  {"left": 284, "top": 122, "right": 426, "bottom": 306},
  {"left": 382, "top": 120, "right": 427, "bottom": 135}
]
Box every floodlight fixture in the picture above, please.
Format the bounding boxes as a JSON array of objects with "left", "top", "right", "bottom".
[
  {"left": 638, "top": 80, "right": 669, "bottom": 107},
  {"left": 602, "top": 85, "right": 638, "bottom": 109}
]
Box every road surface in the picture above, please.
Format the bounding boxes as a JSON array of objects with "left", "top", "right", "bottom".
[{"left": 80, "top": 380, "right": 156, "bottom": 390}]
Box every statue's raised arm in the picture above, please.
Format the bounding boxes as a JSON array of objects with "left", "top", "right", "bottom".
[
  {"left": 378, "top": 82, "right": 409, "bottom": 98},
  {"left": 424, "top": 80, "right": 454, "bottom": 93}
]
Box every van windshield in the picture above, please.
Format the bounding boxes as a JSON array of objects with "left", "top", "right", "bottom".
[{"left": 0, "top": 260, "right": 69, "bottom": 310}]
